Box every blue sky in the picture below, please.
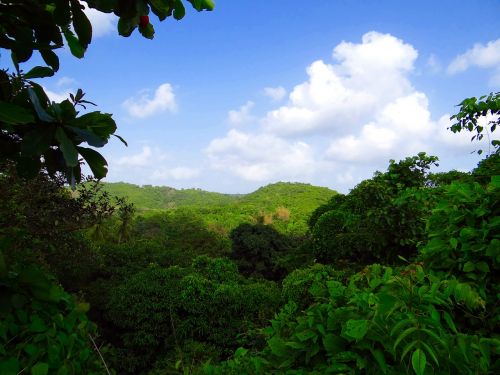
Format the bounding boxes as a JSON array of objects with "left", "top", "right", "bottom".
[{"left": 24, "top": 1, "right": 500, "bottom": 192}]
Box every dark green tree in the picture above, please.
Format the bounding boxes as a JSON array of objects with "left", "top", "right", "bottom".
[{"left": 230, "top": 223, "right": 293, "bottom": 280}]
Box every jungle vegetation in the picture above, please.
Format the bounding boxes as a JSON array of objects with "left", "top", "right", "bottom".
[{"left": 0, "top": 1, "right": 499, "bottom": 374}]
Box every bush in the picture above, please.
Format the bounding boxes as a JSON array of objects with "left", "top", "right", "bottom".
[
  {"left": 0, "top": 264, "right": 107, "bottom": 374},
  {"left": 281, "top": 264, "right": 346, "bottom": 310},
  {"left": 310, "top": 154, "right": 440, "bottom": 266},
  {"left": 105, "top": 258, "right": 281, "bottom": 374}
]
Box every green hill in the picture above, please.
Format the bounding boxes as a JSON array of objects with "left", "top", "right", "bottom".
[
  {"left": 102, "top": 181, "right": 337, "bottom": 235},
  {"left": 100, "top": 182, "right": 239, "bottom": 210}
]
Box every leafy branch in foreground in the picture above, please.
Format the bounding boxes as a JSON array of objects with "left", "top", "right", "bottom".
[
  {"left": 0, "top": 0, "right": 215, "bottom": 183},
  {"left": 450, "top": 91, "right": 500, "bottom": 155}
]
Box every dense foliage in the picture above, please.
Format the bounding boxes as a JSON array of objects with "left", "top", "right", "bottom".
[
  {"left": 310, "top": 153, "right": 439, "bottom": 266},
  {"left": 1, "top": 2, "right": 499, "bottom": 374}
]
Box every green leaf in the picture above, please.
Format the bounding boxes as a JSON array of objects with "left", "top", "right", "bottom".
[
  {"left": 28, "top": 88, "right": 54, "bottom": 122},
  {"left": 112, "top": 133, "right": 128, "bottom": 146},
  {"left": 63, "top": 29, "right": 85, "bottom": 58},
  {"left": 118, "top": 17, "right": 137, "bottom": 37},
  {"left": 71, "top": 0, "right": 92, "bottom": 47},
  {"left": 295, "top": 329, "right": 317, "bottom": 342},
  {"left": 443, "top": 311, "right": 457, "bottom": 333},
  {"left": 268, "top": 336, "right": 288, "bottom": 357},
  {"left": 151, "top": 0, "right": 172, "bottom": 20},
  {"left": 77, "top": 146, "right": 108, "bottom": 179},
  {"left": 173, "top": 0, "right": 186, "bottom": 20},
  {"left": 463, "top": 261, "right": 475, "bottom": 272},
  {"left": 475, "top": 261, "right": 489, "bottom": 273},
  {"left": 29, "top": 315, "right": 47, "bottom": 333},
  {"left": 24, "top": 66, "right": 54, "bottom": 79},
  {"left": 40, "top": 49, "right": 59, "bottom": 71},
  {"left": 411, "top": 349, "right": 426, "bottom": 375},
  {"left": 68, "top": 127, "right": 107, "bottom": 147},
  {"left": 0, "top": 101, "right": 34, "bottom": 124},
  {"left": 450, "top": 237, "right": 458, "bottom": 249},
  {"left": 343, "top": 319, "right": 369, "bottom": 340},
  {"left": 139, "top": 23, "right": 155, "bottom": 39},
  {"left": 72, "top": 111, "right": 116, "bottom": 138},
  {"left": 31, "top": 362, "right": 49, "bottom": 375},
  {"left": 420, "top": 341, "right": 439, "bottom": 366},
  {"left": 394, "top": 327, "right": 417, "bottom": 351},
  {"left": 371, "top": 349, "right": 388, "bottom": 374},
  {"left": 55, "top": 127, "right": 79, "bottom": 167}
]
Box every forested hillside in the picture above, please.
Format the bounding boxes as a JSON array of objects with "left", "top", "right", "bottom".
[{"left": 101, "top": 181, "right": 337, "bottom": 235}]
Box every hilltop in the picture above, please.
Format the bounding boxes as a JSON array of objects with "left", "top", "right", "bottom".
[{"left": 101, "top": 181, "right": 337, "bottom": 235}]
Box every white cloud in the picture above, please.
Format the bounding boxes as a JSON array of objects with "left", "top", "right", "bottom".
[
  {"left": 152, "top": 167, "right": 200, "bottom": 180},
  {"left": 115, "top": 146, "right": 167, "bottom": 168},
  {"left": 56, "top": 76, "right": 77, "bottom": 87},
  {"left": 82, "top": 4, "right": 116, "bottom": 38},
  {"left": 44, "top": 87, "right": 71, "bottom": 102},
  {"left": 123, "top": 83, "right": 177, "bottom": 118},
  {"left": 206, "top": 129, "right": 315, "bottom": 181},
  {"left": 227, "top": 101, "right": 255, "bottom": 125},
  {"left": 448, "top": 39, "right": 500, "bottom": 74},
  {"left": 263, "top": 86, "right": 287, "bottom": 101},
  {"left": 447, "top": 39, "right": 500, "bottom": 85},
  {"left": 203, "top": 32, "right": 496, "bottom": 192},
  {"left": 325, "top": 93, "right": 433, "bottom": 163},
  {"left": 262, "top": 31, "right": 418, "bottom": 136}
]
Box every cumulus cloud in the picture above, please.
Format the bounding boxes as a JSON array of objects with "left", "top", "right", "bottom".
[
  {"left": 447, "top": 39, "right": 500, "bottom": 86},
  {"left": 262, "top": 31, "right": 418, "bottom": 136},
  {"left": 205, "top": 31, "right": 496, "bottom": 191},
  {"left": 227, "top": 101, "right": 255, "bottom": 125},
  {"left": 115, "top": 146, "right": 167, "bottom": 168},
  {"left": 82, "top": 4, "right": 116, "bottom": 37},
  {"left": 123, "top": 83, "right": 177, "bottom": 118},
  {"left": 448, "top": 39, "right": 500, "bottom": 74},
  {"left": 206, "top": 129, "right": 315, "bottom": 181},
  {"left": 263, "top": 86, "right": 287, "bottom": 101}
]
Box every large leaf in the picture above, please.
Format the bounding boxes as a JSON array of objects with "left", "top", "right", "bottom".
[
  {"left": 118, "top": 17, "right": 137, "bottom": 37},
  {"left": 71, "top": 0, "right": 92, "bottom": 47},
  {"left": 77, "top": 146, "right": 108, "bottom": 179},
  {"left": 72, "top": 111, "right": 117, "bottom": 137},
  {"left": 268, "top": 336, "right": 288, "bottom": 357},
  {"left": 411, "top": 349, "right": 426, "bottom": 375},
  {"left": 67, "top": 126, "right": 107, "bottom": 147},
  {"left": 55, "top": 127, "right": 79, "bottom": 167},
  {"left": 151, "top": 0, "right": 172, "bottom": 20},
  {"left": 27, "top": 88, "right": 54, "bottom": 122},
  {"left": 63, "top": 29, "right": 85, "bottom": 58},
  {"left": 342, "top": 319, "right": 369, "bottom": 340},
  {"left": 173, "top": 0, "right": 186, "bottom": 20},
  {"left": 24, "top": 66, "right": 54, "bottom": 79},
  {"left": 0, "top": 101, "right": 34, "bottom": 124},
  {"left": 39, "top": 49, "right": 60, "bottom": 71}
]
